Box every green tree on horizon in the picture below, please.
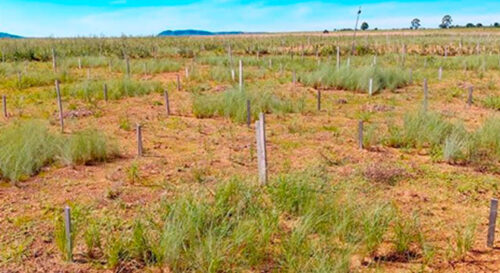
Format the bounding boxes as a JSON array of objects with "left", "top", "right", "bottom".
[{"left": 361, "top": 22, "right": 369, "bottom": 31}]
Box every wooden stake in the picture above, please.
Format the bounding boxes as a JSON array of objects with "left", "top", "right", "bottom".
[
  {"left": 55, "top": 80, "right": 64, "bottom": 132},
  {"left": 358, "top": 120, "right": 364, "bottom": 150},
  {"left": 52, "top": 48, "right": 57, "bottom": 73},
  {"left": 17, "top": 71, "right": 22, "bottom": 87},
  {"left": 488, "top": 198, "right": 498, "bottom": 248},
  {"left": 164, "top": 89, "right": 170, "bottom": 116},
  {"left": 103, "top": 83, "right": 108, "bottom": 101},
  {"left": 255, "top": 113, "right": 268, "bottom": 185},
  {"left": 246, "top": 99, "right": 251, "bottom": 127},
  {"left": 467, "top": 86, "right": 473, "bottom": 107},
  {"left": 231, "top": 69, "right": 235, "bottom": 81},
  {"left": 438, "top": 67, "right": 443, "bottom": 81},
  {"left": 125, "top": 57, "right": 131, "bottom": 77},
  {"left": 423, "top": 79, "right": 429, "bottom": 112},
  {"left": 136, "top": 123, "right": 143, "bottom": 157},
  {"left": 78, "top": 58, "right": 82, "bottom": 69},
  {"left": 239, "top": 59, "right": 243, "bottom": 91},
  {"left": 176, "top": 74, "right": 181, "bottom": 91},
  {"left": 317, "top": 90, "right": 321, "bottom": 111},
  {"left": 336, "top": 46, "right": 340, "bottom": 69},
  {"left": 2, "top": 95, "right": 7, "bottom": 118},
  {"left": 64, "top": 206, "right": 73, "bottom": 262},
  {"left": 368, "top": 78, "right": 373, "bottom": 96}
]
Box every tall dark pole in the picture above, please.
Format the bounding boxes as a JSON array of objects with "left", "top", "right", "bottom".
[{"left": 350, "top": 6, "right": 362, "bottom": 56}]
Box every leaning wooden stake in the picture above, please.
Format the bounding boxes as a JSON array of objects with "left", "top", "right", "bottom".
[
  {"left": 358, "top": 120, "right": 364, "bottom": 150},
  {"left": 136, "top": 124, "right": 143, "bottom": 157},
  {"left": 487, "top": 198, "right": 498, "bottom": 248},
  {"left": 255, "top": 113, "right": 268, "bottom": 185},
  {"left": 467, "top": 86, "right": 473, "bottom": 107},
  {"left": 64, "top": 206, "right": 73, "bottom": 262},
  {"left": 164, "top": 89, "right": 171, "bottom": 116},
  {"left": 55, "top": 80, "right": 64, "bottom": 132},
  {"left": 2, "top": 95, "right": 7, "bottom": 118}
]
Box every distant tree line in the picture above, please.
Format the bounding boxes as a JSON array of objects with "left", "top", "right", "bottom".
[
  {"left": 328, "top": 14, "right": 499, "bottom": 32},
  {"left": 410, "top": 15, "right": 500, "bottom": 29}
]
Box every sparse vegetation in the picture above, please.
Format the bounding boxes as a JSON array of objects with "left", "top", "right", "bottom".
[{"left": 2, "top": 28, "right": 500, "bottom": 272}]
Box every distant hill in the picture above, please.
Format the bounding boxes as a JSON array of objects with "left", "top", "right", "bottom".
[
  {"left": 0, "top": 32, "right": 22, "bottom": 39},
  {"left": 158, "top": 29, "right": 244, "bottom": 36}
]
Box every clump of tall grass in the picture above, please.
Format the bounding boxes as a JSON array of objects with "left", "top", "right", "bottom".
[
  {"left": 61, "top": 56, "right": 114, "bottom": 69},
  {"left": 0, "top": 120, "right": 59, "bottom": 182},
  {"left": 111, "top": 59, "right": 181, "bottom": 74},
  {"left": 60, "top": 129, "right": 119, "bottom": 166},
  {"left": 385, "top": 111, "right": 454, "bottom": 149},
  {"left": 384, "top": 111, "right": 500, "bottom": 168},
  {"left": 192, "top": 87, "right": 304, "bottom": 123},
  {"left": 3, "top": 70, "right": 75, "bottom": 89},
  {"left": 301, "top": 65, "right": 409, "bottom": 93},
  {"left": 482, "top": 96, "right": 500, "bottom": 110},
  {"left": 470, "top": 117, "right": 500, "bottom": 162},
  {"left": 0, "top": 120, "right": 118, "bottom": 183},
  {"left": 64, "top": 78, "right": 163, "bottom": 101}
]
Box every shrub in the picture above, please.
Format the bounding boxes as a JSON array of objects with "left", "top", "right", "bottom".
[{"left": 362, "top": 163, "right": 408, "bottom": 185}]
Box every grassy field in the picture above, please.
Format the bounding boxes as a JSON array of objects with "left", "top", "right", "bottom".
[{"left": 1, "top": 29, "right": 500, "bottom": 272}]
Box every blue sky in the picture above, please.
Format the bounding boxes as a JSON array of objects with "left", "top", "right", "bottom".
[{"left": 0, "top": 0, "right": 499, "bottom": 37}]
